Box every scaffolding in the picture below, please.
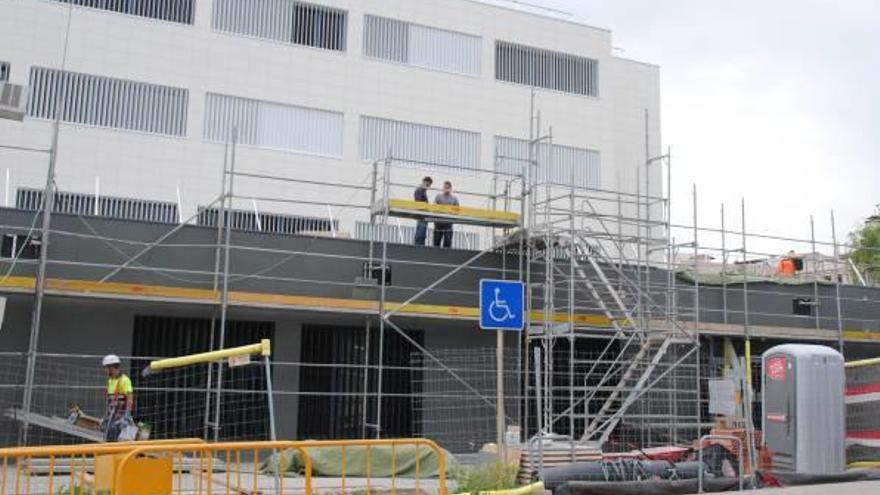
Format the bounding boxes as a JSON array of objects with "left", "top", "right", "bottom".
[{"left": 1, "top": 95, "right": 880, "bottom": 472}]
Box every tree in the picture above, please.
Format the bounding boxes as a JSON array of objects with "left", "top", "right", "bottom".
[{"left": 849, "top": 213, "right": 880, "bottom": 284}]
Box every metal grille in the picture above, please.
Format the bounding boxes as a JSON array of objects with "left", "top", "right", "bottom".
[
  {"left": 355, "top": 221, "right": 481, "bottom": 251},
  {"left": 360, "top": 116, "right": 481, "bottom": 171},
  {"left": 130, "top": 316, "right": 275, "bottom": 441},
  {"left": 298, "top": 324, "right": 423, "bottom": 440},
  {"left": 364, "top": 15, "right": 482, "bottom": 76},
  {"left": 27, "top": 67, "right": 188, "bottom": 136},
  {"left": 198, "top": 207, "right": 337, "bottom": 235},
  {"left": 846, "top": 360, "right": 880, "bottom": 464},
  {"left": 50, "top": 0, "right": 195, "bottom": 24},
  {"left": 495, "top": 40, "right": 599, "bottom": 96},
  {"left": 213, "top": 0, "right": 347, "bottom": 51},
  {"left": 204, "top": 93, "right": 343, "bottom": 156},
  {"left": 495, "top": 135, "right": 601, "bottom": 188},
  {"left": 16, "top": 187, "right": 179, "bottom": 223}
]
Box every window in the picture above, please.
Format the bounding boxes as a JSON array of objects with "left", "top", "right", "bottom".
[
  {"left": 50, "top": 0, "right": 195, "bottom": 24},
  {"left": 0, "top": 234, "right": 39, "bottom": 260},
  {"left": 213, "top": 0, "right": 347, "bottom": 51},
  {"left": 359, "top": 116, "right": 481, "bottom": 171},
  {"left": 364, "top": 15, "right": 481, "bottom": 76},
  {"left": 27, "top": 67, "right": 188, "bottom": 136},
  {"left": 16, "top": 188, "right": 180, "bottom": 224},
  {"left": 495, "top": 41, "right": 598, "bottom": 96},
  {"left": 0, "top": 62, "right": 9, "bottom": 82},
  {"left": 792, "top": 298, "right": 814, "bottom": 316},
  {"left": 204, "top": 93, "right": 343, "bottom": 157},
  {"left": 495, "top": 136, "right": 601, "bottom": 188},
  {"left": 198, "top": 207, "right": 337, "bottom": 235}
]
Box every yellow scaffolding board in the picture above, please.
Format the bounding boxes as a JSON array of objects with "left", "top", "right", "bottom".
[{"left": 375, "top": 199, "right": 521, "bottom": 228}]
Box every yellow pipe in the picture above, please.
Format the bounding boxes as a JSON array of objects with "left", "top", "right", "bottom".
[
  {"left": 745, "top": 339, "right": 752, "bottom": 387},
  {"left": 148, "top": 340, "right": 271, "bottom": 372},
  {"left": 845, "top": 357, "right": 880, "bottom": 368},
  {"left": 459, "top": 481, "right": 545, "bottom": 495},
  {"left": 848, "top": 461, "right": 880, "bottom": 469}
]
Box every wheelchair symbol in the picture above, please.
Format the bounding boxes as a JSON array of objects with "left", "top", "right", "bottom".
[{"left": 488, "top": 287, "right": 516, "bottom": 323}]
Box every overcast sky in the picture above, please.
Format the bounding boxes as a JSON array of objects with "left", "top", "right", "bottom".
[{"left": 518, "top": 0, "right": 879, "bottom": 254}]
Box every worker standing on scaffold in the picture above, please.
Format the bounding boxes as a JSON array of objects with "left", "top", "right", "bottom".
[
  {"left": 413, "top": 176, "right": 433, "bottom": 246},
  {"left": 101, "top": 354, "right": 136, "bottom": 442}
]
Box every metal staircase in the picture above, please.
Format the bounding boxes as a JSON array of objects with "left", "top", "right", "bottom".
[{"left": 527, "top": 216, "right": 699, "bottom": 447}]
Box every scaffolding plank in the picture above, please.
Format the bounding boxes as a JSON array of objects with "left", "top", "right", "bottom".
[
  {"left": 374, "top": 199, "right": 521, "bottom": 227},
  {"left": 5, "top": 409, "right": 105, "bottom": 442}
]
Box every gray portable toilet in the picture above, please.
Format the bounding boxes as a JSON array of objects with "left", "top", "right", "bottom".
[{"left": 762, "top": 344, "right": 845, "bottom": 474}]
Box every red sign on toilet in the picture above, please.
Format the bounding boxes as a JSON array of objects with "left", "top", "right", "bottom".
[{"left": 767, "top": 356, "right": 787, "bottom": 381}]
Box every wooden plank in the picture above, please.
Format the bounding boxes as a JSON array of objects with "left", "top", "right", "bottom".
[{"left": 377, "top": 199, "right": 521, "bottom": 227}]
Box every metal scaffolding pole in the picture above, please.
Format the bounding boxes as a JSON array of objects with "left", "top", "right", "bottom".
[
  {"left": 811, "top": 215, "right": 821, "bottom": 331},
  {"left": 363, "top": 160, "right": 379, "bottom": 436},
  {"left": 542, "top": 127, "right": 554, "bottom": 433},
  {"left": 721, "top": 204, "right": 728, "bottom": 326},
  {"left": 691, "top": 185, "right": 702, "bottom": 437},
  {"left": 522, "top": 90, "right": 535, "bottom": 441},
  {"left": 203, "top": 134, "right": 230, "bottom": 439},
  {"left": 831, "top": 210, "right": 845, "bottom": 353},
  {"left": 374, "top": 155, "right": 392, "bottom": 438},
  {"left": 20, "top": 1, "right": 74, "bottom": 445},
  {"left": 741, "top": 197, "right": 758, "bottom": 476},
  {"left": 568, "top": 150, "right": 576, "bottom": 458},
  {"left": 212, "top": 126, "right": 238, "bottom": 442}
]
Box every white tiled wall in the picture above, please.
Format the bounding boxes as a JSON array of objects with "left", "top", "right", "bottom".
[{"left": 0, "top": 0, "right": 661, "bottom": 237}]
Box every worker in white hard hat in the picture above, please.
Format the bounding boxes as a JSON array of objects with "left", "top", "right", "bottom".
[{"left": 101, "top": 354, "right": 134, "bottom": 442}]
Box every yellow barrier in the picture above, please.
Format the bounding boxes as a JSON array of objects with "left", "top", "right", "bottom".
[
  {"left": 111, "top": 441, "right": 311, "bottom": 495},
  {"left": 0, "top": 437, "right": 449, "bottom": 494},
  {"left": 147, "top": 339, "right": 271, "bottom": 373},
  {"left": 113, "top": 438, "right": 448, "bottom": 495},
  {"left": 0, "top": 438, "right": 205, "bottom": 495}
]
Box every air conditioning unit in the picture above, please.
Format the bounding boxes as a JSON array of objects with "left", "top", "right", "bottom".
[{"left": 0, "top": 82, "right": 27, "bottom": 121}]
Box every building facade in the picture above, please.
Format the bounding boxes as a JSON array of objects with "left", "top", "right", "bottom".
[{"left": 0, "top": 0, "right": 660, "bottom": 241}]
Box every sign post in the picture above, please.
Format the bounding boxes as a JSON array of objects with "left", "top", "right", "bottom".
[{"left": 480, "top": 279, "right": 525, "bottom": 462}]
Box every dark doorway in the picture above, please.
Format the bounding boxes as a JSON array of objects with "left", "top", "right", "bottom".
[
  {"left": 298, "top": 324, "right": 423, "bottom": 439},
  {"left": 130, "top": 316, "right": 275, "bottom": 440}
]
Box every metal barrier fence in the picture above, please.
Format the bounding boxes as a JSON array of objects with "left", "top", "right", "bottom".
[
  {"left": 0, "top": 438, "right": 204, "bottom": 495},
  {"left": 0, "top": 438, "right": 447, "bottom": 495},
  {"left": 845, "top": 357, "right": 880, "bottom": 467}
]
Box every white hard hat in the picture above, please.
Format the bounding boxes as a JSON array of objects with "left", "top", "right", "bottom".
[{"left": 102, "top": 354, "right": 121, "bottom": 367}]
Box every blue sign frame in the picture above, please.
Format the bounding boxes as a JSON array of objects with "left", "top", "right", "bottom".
[{"left": 479, "top": 279, "right": 525, "bottom": 331}]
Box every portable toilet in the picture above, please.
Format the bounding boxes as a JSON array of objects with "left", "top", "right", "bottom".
[{"left": 762, "top": 344, "right": 845, "bottom": 474}]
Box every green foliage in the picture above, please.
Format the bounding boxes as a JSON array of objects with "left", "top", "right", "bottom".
[
  {"left": 55, "top": 486, "right": 103, "bottom": 495},
  {"left": 849, "top": 218, "right": 880, "bottom": 283},
  {"left": 453, "top": 461, "right": 519, "bottom": 494},
  {"left": 55, "top": 485, "right": 110, "bottom": 495}
]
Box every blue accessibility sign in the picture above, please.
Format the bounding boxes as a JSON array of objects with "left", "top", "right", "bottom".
[{"left": 480, "top": 279, "right": 525, "bottom": 331}]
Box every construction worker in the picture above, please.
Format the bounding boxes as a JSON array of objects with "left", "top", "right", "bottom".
[
  {"left": 101, "top": 354, "right": 135, "bottom": 442},
  {"left": 433, "top": 181, "right": 460, "bottom": 248},
  {"left": 777, "top": 250, "right": 797, "bottom": 277},
  {"left": 413, "top": 176, "right": 433, "bottom": 246}
]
